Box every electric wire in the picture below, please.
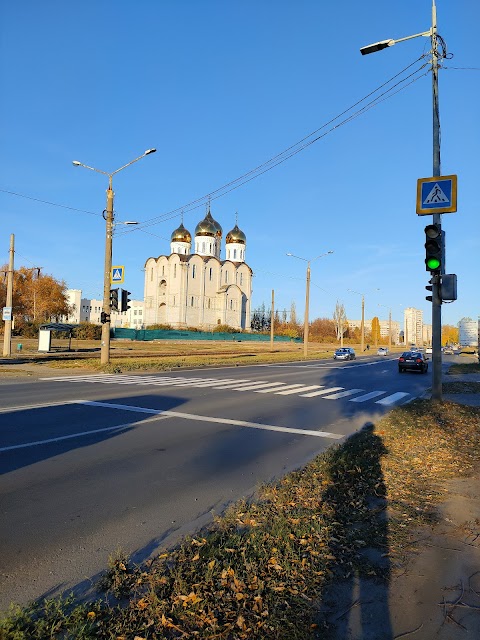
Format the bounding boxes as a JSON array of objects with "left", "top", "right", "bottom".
[
  {"left": 0, "top": 55, "right": 430, "bottom": 232},
  {"left": 118, "top": 56, "right": 430, "bottom": 236}
]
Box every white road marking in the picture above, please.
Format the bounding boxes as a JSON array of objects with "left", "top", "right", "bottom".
[
  {"left": 0, "top": 414, "right": 167, "bottom": 452},
  {"left": 375, "top": 392, "right": 410, "bottom": 406},
  {"left": 77, "top": 401, "right": 344, "bottom": 439},
  {"left": 235, "top": 382, "right": 286, "bottom": 391},
  {"left": 275, "top": 385, "right": 324, "bottom": 395},
  {"left": 349, "top": 391, "right": 386, "bottom": 403},
  {"left": 300, "top": 386, "right": 344, "bottom": 397},
  {"left": 323, "top": 388, "right": 364, "bottom": 400},
  {"left": 39, "top": 375, "right": 413, "bottom": 407}
]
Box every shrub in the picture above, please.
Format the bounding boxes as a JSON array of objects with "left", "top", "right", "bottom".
[
  {"left": 146, "top": 323, "right": 173, "bottom": 330},
  {"left": 72, "top": 322, "right": 102, "bottom": 340},
  {"left": 212, "top": 324, "right": 238, "bottom": 333}
]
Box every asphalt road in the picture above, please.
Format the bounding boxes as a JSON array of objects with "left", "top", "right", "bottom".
[{"left": 0, "top": 354, "right": 436, "bottom": 610}]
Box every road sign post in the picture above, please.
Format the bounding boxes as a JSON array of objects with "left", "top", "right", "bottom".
[
  {"left": 416, "top": 175, "right": 457, "bottom": 215},
  {"left": 111, "top": 266, "right": 125, "bottom": 284}
]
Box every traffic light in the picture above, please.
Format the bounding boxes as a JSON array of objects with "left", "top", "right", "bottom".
[
  {"left": 120, "top": 289, "right": 131, "bottom": 313},
  {"left": 425, "top": 277, "right": 433, "bottom": 302},
  {"left": 424, "top": 224, "right": 444, "bottom": 273},
  {"left": 100, "top": 311, "right": 111, "bottom": 324},
  {"left": 110, "top": 288, "right": 119, "bottom": 311},
  {"left": 441, "top": 274, "right": 457, "bottom": 301}
]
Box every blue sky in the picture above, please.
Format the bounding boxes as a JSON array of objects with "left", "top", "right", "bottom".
[{"left": 1, "top": 0, "right": 478, "bottom": 328}]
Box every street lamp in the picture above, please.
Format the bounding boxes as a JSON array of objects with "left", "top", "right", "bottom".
[
  {"left": 378, "top": 303, "right": 392, "bottom": 351},
  {"left": 348, "top": 288, "right": 380, "bottom": 353},
  {"left": 360, "top": 0, "right": 443, "bottom": 401},
  {"left": 286, "top": 251, "right": 333, "bottom": 357},
  {"left": 72, "top": 149, "right": 156, "bottom": 365}
]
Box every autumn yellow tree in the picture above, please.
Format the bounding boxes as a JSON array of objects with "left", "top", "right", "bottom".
[
  {"left": 442, "top": 324, "right": 459, "bottom": 346},
  {"left": 371, "top": 316, "right": 381, "bottom": 347},
  {"left": 0, "top": 266, "right": 71, "bottom": 327}
]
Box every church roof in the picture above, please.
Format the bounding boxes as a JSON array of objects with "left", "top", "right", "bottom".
[
  {"left": 195, "top": 209, "right": 222, "bottom": 237},
  {"left": 225, "top": 223, "right": 246, "bottom": 244},
  {"left": 171, "top": 222, "right": 191, "bottom": 243}
]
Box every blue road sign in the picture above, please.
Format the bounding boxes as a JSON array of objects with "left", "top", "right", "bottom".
[
  {"left": 416, "top": 175, "right": 457, "bottom": 215},
  {"left": 111, "top": 265, "right": 125, "bottom": 284}
]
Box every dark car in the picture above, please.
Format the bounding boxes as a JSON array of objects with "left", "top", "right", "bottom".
[
  {"left": 334, "top": 347, "right": 356, "bottom": 361},
  {"left": 398, "top": 351, "right": 428, "bottom": 374}
]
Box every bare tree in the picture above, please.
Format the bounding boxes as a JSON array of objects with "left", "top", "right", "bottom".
[{"left": 333, "top": 301, "right": 348, "bottom": 345}]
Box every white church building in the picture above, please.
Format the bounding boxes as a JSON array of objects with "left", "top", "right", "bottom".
[{"left": 143, "top": 209, "right": 252, "bottom": 331}]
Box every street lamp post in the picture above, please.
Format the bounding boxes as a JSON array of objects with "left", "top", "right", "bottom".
[
  {"left": 378, "top": 303, "right": 392, "bottom": 350},
  {"left": 348, "top": 289, "right": 365, "bottom": 353},
  {"left": 72, "top": 149, "right": 156, "bottom": 365},
  {"left": 287, "top": 251, "right": 333, "bottom": 357},
  {"left": 360, "top": 0, "right": 443, "bottom": 400}
]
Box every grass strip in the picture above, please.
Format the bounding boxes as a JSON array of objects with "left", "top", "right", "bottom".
[{"left": 1, "top": 399, "right": 480, "bottom": 639}]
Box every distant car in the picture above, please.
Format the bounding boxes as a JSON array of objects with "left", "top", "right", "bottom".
[
  {"left": 334, "top": 347, "right": 356, "bottom": 361},
  {"left": 377, "top": 347, "right": 389, "bottom": 356},
  {"left": 443, "top": 347, "right": 454, "bottom": 355},
  {"left": 425, "top": 347, "right": 433, "bottom": 354},
  {"left": 398, "top": 351, "right": 429, "bottom": 374}
]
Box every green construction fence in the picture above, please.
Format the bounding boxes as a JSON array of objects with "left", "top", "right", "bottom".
[{"left": 112, "top": 327, "right": 301, "bottom": 343}]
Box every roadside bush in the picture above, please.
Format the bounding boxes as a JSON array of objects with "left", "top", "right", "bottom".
[
  {"left": 212, "top": 324, "right": 238, "bottom": 333},
  {"left": 73, "top": 322, "right": 102, "bottom": 340},
  {"left": 13, "top": 321, "right": 41, "bottom": 338},
  {"left": 146, "top": 323, "right": 173, "bottom": 330}
]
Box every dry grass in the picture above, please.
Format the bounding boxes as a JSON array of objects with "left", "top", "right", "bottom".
[{"left": 2, "top": 399, "right": 480, "bottom": 639}]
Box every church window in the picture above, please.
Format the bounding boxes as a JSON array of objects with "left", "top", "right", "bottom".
[
  {"left": 233, "top": 249, "right": 237, "bottom": 259},
  {"left": 209, "top": 267, "right": 212, "bottom": 281},
  {"left": 230, "top": 300, "right": 233, "bottom": 310},
  {"left": 192, "top": 264, "right": 196, "bottom": 278},
  {"left": 150, "top": 268, "right": 153, "bottom": 281},
  {"left": 202, "top": 242, "right": 205, "bottom": 253},
  {"left": 162, "top": 265, "right": 165, "bottom": 276},
  {"left": 191, "top": 296, "right": 194, "bottom": 307},
  {"left": 174, "top": 264, "right": 177, "bottom": 277},
  {"left": 240, "top": 273, "right": 243, "bottom": 285},
  {"left": 208, "top": 298, "right": 211, "bottom": 309},
  {"left": 225, "top": 271, "right": 228, "bottom": 283},
  {"left": 173, "top": 296, "right": 176, "bottom": 306}
]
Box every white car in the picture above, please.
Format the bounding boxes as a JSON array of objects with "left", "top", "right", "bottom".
[
  {"left": 425, "top": 347, "right": 433, "bottom": 354},
  {"left": 377, "top": 347, "right": 389, "bottom": 356}
]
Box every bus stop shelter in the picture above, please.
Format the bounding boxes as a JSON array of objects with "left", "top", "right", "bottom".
[{"left": 38, "top": 323, "right": 75, "bottom": 352}]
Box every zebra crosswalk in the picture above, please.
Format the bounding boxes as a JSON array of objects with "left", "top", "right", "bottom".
[{"left": 41, "top": 374, "right": 413, "bottom": 406}]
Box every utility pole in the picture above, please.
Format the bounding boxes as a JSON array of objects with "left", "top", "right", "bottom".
[
  {"left": 430, "top": 0, "right": 442, "bottom": 402},
  {"left": 101, "top": 181, "right": 114, "bottom": 365},
  {"left": 270, "top": 289, "right": 275, "bottom": 351},
  {"left": 304, "top": 262, "right": 310, "bottom": 358},
  {"left": 2, "top": 234, "right": 14, "bottom": 357}
]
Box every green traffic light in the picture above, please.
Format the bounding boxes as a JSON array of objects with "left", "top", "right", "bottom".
[{"left": 426, "top": 257, "right": 441, "bottom": 270}]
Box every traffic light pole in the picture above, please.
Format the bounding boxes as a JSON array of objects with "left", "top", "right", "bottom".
[
  {"left": 431, "top": 1, "right": 442, "bottom": 402},
  {"left": 101, "top": 180, "right": 114, "bottom": 365}
]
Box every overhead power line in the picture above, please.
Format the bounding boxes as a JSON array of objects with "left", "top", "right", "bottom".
[
  {"left": 117, "top": 55, "right": 429, "bottom": 235},
  {"left": 1, "top": 55, "right": 429, "bottom": 233}
]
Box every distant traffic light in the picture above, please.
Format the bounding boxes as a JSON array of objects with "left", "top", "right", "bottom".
[
  {"left": 424, "top": 224, "right": 444, "bottom": 273},
  {"left": 120, "top": 289, "right": 131, "bottom": 313},
  {"left": 425, "top": 278, "right": 433, "bottom": 302},
  {"left": 110, "top": 288, "right": 119, "bottom": 311}
]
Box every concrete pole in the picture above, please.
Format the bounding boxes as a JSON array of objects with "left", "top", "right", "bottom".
[
  {"left": 388, "top": 308, "right": 392, "bottom": 350},
  {"left": 304, "top": 263, "right": 310, "bottom": 358},
  {"left": 270, "top": 289, "right": 274, "bottom": 351},
  {"left": 431, "top": 0, "right": 442, "bottom": 401},
  {"left": 101, "top": 181, "right": 114, "bottom": 365},
  {"left": 2, "top": 234, "right": 14, "bottom": 357},
  {"left": 360, "top": 295, "right": 365, "bottom": 353}
]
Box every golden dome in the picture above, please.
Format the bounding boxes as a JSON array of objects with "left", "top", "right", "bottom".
[
  {"left": 226, "top": 224, "right": 246, "bottom": 244},
  {"left": 194, "top": 215, "right": 216, "bottom": 237},
  {"left": 208, "top": 211, "right": 223, "bottom": 238},
  {"left": 171, "top": 223, "right": 191, "bottom": 243}
]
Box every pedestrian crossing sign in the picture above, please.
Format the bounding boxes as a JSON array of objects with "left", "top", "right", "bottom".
[
  {"left": 416, "top": 175, "right": 457, "bottom": 215},
  {"left": 111, "top": 265, "right": 125, "bottom": 284}
]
